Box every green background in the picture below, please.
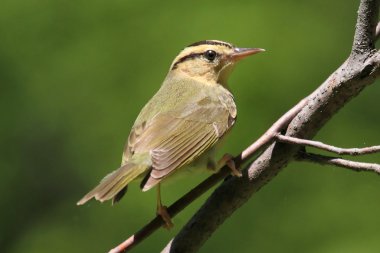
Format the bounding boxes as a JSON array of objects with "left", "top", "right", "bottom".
[{"left": 1, "top": 0, "right": 379, "bottom": 252}]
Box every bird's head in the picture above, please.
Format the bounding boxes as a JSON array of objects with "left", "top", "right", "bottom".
[{"left": 169, "top": 40, "right": 264, "bottom": 85}]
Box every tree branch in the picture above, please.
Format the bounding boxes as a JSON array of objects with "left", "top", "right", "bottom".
[
  {"left": 297, "top": 152, "right": 380, "bottom": 174},
  {"left": 276, "top": 134, "right": 380, "bottom": 155},
  {"left": 162, "top": 0, "right": 380, "bottom": 252},
  {"left": 351, "top": 0, "right": 379, "bottom": 56}
]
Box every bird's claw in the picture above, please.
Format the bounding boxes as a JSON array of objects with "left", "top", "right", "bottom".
[
  {"left": 157, "top": 205, "right": 174, "bottom": 230},
  {"left": 218, "top": 153, "right": 242, "bottom": 177}
]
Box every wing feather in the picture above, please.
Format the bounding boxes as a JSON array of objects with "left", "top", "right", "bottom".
[
  {"left": 124, "top": 90, "right": 236, "bottom": 191},
  {"left": 152, "top": 123, "right": 205, "bottom": 161},
  {"left": 156, "top": 129, "right": 216, "bottom": 173},
  {"left": 151, "top": 124, "right": 213, "bottom": 172}
]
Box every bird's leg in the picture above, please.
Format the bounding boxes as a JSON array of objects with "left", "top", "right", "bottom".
[
  {"left": 217, "top": 153, "right": 242, "bottom": 177},
  {"left": 156, "top": 183, "right": 174, "bottom": 229}
]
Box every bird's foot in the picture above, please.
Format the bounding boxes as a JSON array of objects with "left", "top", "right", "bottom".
[
  {"left": 218, "top": 153, "right": 242, "bottom": 177},
  {"left": 157, "top": 205, "right": 174, "bottom": 230}
]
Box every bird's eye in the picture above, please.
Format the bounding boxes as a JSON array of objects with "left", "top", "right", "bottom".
[{"left": 204, "top": 50, "right": 217, "bottom": 61}]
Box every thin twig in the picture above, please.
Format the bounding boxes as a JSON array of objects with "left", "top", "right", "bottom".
[
  {"left": 297, "top": 152, "right": 380, "bottom": 174},
  {"left": 376, "top": 21, "right": 380, "bottom": 41},
  {"left": 108, "top": 97, "right": 308, "bottom": 253},
  {"left": 241, "top": 97, "right": 309, "bottom": 160},
  {"left": 276, "top": 134, "right": 380, "bottom": 155}
]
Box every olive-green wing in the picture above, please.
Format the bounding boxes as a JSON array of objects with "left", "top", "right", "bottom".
[
  {"left": 143, "top": 118, "right": 219, "bottom": 190},
  {"left": 126, "top": 100, "right": 235, "bottom": 191}
]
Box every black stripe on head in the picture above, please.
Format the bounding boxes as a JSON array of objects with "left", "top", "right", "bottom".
[
  {"left": 187, "top": 40, "right": 234, "bottom": 49},
  {"left": 171, "top": 52, "right": 204, "bottom": 70}
]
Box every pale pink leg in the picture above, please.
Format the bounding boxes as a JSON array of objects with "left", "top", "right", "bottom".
[
  {"left": 218, "top": 153, "right": 242, "bottom": 177},
  {"left": 156, "top": 184, "right": 174, "bottom": 229}
]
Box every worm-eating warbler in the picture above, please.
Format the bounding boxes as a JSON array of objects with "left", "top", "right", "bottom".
[{"left": 77, "top": 40, "right": 264, "bottom": 227}]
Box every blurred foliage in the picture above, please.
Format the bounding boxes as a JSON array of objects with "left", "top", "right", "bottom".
[{"left": 1, "top": 0, "right": 379, "bottom": 252}]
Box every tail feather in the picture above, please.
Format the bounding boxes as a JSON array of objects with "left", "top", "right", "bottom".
[{"left": 77, "top": 163, "right": 147, "bottom": 205}]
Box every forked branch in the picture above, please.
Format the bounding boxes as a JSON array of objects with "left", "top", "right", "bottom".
[
  {"left": 108, "top": 1, "right": 380, "bottom": 252},
  {"left": 162, "top": 0, "right": 380, "bottom": 252}
]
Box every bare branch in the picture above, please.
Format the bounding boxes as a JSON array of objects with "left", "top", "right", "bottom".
[
  {"left": 297, "top": 152, "right": 380, "bottom": 174},
  {"left": 162, "top": 1, "right": 380, "bottom": 252},
  {"left": 105, "top": 1, "right": 380, "bottom": 252},
  {"left": 276, "top": 134, "right": 380, "bottom": 155},
  {"left": 240, "top": 97, "right": 309, "bottom": 160},
  {"left": 351, "top": 0, "right": 379, "bottom": 55},
  {"left": 108, "top": 98, "right": 308, "bottom": 253}
]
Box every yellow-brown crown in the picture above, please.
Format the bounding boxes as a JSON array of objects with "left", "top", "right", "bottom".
[{"left": 168, "top": 40, "right": 264, "bottom": 84}]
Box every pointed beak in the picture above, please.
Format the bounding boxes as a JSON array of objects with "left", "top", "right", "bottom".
[{"left": 230, "top": 47, "right": 265, "bottom": 61}]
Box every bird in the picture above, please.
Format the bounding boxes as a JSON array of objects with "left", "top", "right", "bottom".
[{"left": 77, "top": 40, "right": 264, "bottom": 228}]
